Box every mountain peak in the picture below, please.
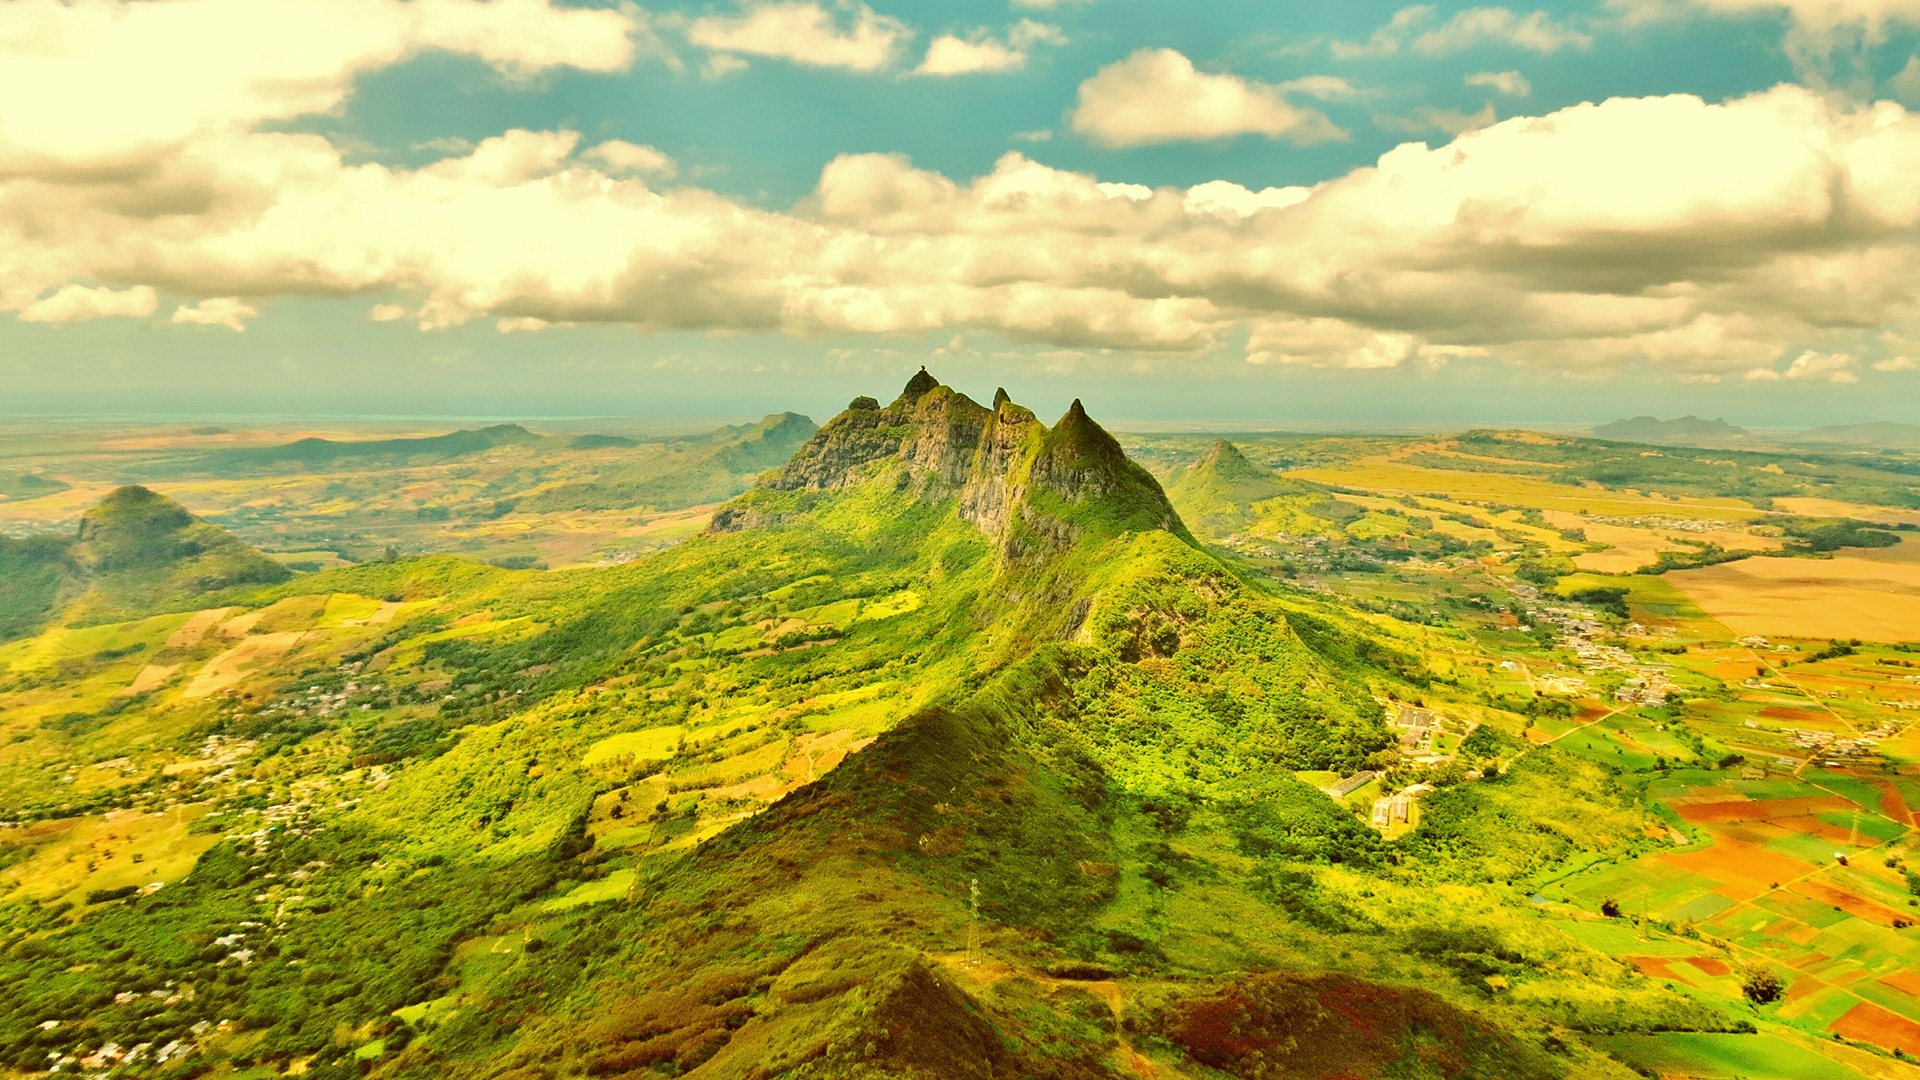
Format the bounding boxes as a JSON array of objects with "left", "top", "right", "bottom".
[
  {"left": 714, "top": 372, "right": 1188, "bottom": 553},
  {"left": 896, "top": 366, "right": 940, "bottom": 406}
]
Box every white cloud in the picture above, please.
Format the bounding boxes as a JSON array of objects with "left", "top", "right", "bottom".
[
  {"left": 1069, "top": 49, "right": 1346, "bottom": 147},
  {"left": 1280, "top": 74, "right": 1361, "bottom": 100},
  {"left": 18, "top": 284, "right": 157, "bottom": 324},
  {"left": 1745, "top": 350, "right": 1860, "bottom": 381},
  {"left": 171, "top": 297, "right": 256, "bottom": 331},
  {"left": 702, "top": 53, "right": 751, "bottom": 79},
  {"left": 1466, "top": 69, "right": 1532, "bottom": 95},
  {"left": 916, "top": 20, "right": 1062, "bottom": 75},
  {"left": 0, "top": 0, "right": 640, "bottom": 177},
  {"left": 10, "top": 3, "right": 1920, "bottom": 384},
  {"left": 584, "top": 140, "right": 678, "bottom": 178},
  {"left": 1334, "top": 6, "right": 1592, "bottom": 58},
  {"left": 1874, "top": 354, "right": 1919, "bottom": 370},
  {"left": 368, "top": 303, "right": 410, "bottom": 322},
  {"left": 1375, "top": 102, "right": 1499, "bottom": 135},
  {"left": 1011, "top": 129, "right": 1054, "bottom": 142},
  {"left": 686, "top": 2, "right": 908, "bottom": 72}
]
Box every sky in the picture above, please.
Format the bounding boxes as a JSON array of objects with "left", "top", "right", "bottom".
[{"left": 8, "top": 0, "right": 1920, "bottom": 428}]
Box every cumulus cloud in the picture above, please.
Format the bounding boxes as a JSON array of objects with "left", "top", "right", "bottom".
[
  {"left": 1873, "top": 354, "right": 1919, "bottom": 370},
  {"left": 1069, "top": 49, "right": 1346, "bottom": 147},
  {"left": 1745, "top": 349, "right": 1860, "bottom": 381},
  {"left": 1334, "top": 6, "right": 1592, "bottom": 58},
  {"left": 1466, "top": 69, "right": 1532, "bottom": 95},
  {"left": 916, "top": 20, "right": 1063, "bottom": 75},
  {"left": 17, "top": 284, "right": 157, "bottom": 324},
  {"left": 0, "top": 0, "right": 639, "bottom": 177},
  {"left": 171, "top": 297, "right": 257, "bottom": 331},
  {"left": 9, "top": 0, "right": 1920, "bottom": 384},
  {"left": 583, "top": 140, "right": 678, "bottom": 178},
  {"left": 686, "top": 1, "right": 908, "bottom": 72}
]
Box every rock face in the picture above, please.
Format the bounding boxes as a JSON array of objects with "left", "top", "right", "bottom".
[{"left": 711, "top": 369, "right": 1189, "bottom": 557}]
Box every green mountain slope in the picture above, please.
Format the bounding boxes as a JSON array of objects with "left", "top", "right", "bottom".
[{"left": 0, "top": 375, "right": 1724, "bottom": 1080}]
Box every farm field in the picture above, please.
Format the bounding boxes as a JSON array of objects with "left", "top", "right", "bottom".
[{"left": 1668, "top": 537, "right": 1920, "bottom": 641}]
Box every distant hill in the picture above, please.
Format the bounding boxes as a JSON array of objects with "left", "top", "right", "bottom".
[
  {"left": 0, "top": 485, "right": 288, "bottom": 639},
  {"left": 1792, "top": 421, "right": 1920, "bottom": 449},
  {"left": 1592, "top": 415, "right": 1749, "bottom": 444},
  {"left": 0, "top": 471, "right": 69, "bottom": 499},
  {"left": 228, "top": 423, "right": 543, "bottom": 467},
  {"left": 521, "top": 412, "right": 818, "bottom": 513}
]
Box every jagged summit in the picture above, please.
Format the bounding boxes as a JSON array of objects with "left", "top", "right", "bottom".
[
  {"left": 895, "top": 366, "right": 940, "bottom": 406},
  {"left": 711, "top": 371, "right": 1189, "bottom": 554}
]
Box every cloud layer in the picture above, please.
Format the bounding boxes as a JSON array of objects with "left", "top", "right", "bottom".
[{"left": 8, "top": 0, "right": 1920, "bottom": 381}]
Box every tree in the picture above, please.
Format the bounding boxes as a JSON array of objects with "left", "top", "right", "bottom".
[{"left": 1741, "top": 965, "right": 1783, "bottom": 1004}]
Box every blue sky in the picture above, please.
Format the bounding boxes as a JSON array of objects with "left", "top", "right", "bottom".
[{"left": 7, "top": 0, "right": 1920, "bottom": 427}]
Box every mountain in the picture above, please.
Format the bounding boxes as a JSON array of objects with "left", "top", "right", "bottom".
[
  {"left": 1163, "top": 439, "right": 1359, "bottom": 540},
  {"left": 714, "top": 372, "right": 1186, "bottom": 557},
  {"left": 227, "top": 423, "right": 544, "bottom": 468},
  {"left": 0, "top": 485, "right": 288, "bottom": 639},
  {"left": 1792, "top": 421, "right": 1920, "bottom": 448},
  {"left": 520, "top": 412, "right": 820, "bottom": 513},
  {"left": 1591, "top": 415, "right": 1749, "bottom": 444},
  {"left": 0, "top": 375, "right": 1721, "bottom": 1080}
]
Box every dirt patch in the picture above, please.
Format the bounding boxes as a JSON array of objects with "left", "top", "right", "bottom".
[
  {"left": 182, "top": 631, "right": 306, "bottom": 698},
  {"left": 1681, "top": 957, "right": 1732, "bottom": 977},
  {"left": 1880, "top": 971, "right": 1920, "bottom": 1000},
  {"left": 163, "top": 607, "right": 232, "bottom": 648}
]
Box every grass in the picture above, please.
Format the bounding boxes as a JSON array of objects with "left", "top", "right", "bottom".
[
  {"left": 1594, "top": 1032, "right": 1863, "bottom": 1080},
  {"left": 540, "top": 869, "right": 636, "bottom": 911}
]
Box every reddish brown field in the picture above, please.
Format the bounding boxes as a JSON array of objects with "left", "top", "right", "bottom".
[
  {"left": 1831, "top": 1002, "right": 1920, "bottom": 1055},
  {"left": 1881, "top": 971, "right": 1920, "bottom": 999},
  {"left": 1789, "top": 880, "right": 1911, "bottom": 927},
  {"left": 1663, "top": 838, "right": 1817, "bottom": 886},
  {"left": 1759, "top": 705, "right": 1829, "bottom": 723},
  {"left": 1876, "top": 781, "right": 1917, "bottom": 827},
  {"left": 1675, "top": 796, "right": 1857, "bottom": 825},
  {"left": 1770, "top": 815, "right": 1860, "bottom": 843},
  {"left": 1681, "top": 957, "right": 1732, "bottom": 977}
]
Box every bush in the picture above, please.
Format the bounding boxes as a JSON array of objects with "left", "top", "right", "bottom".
[{"left": 1740, "top": 965, "right": 1783, "bottom": 1004}]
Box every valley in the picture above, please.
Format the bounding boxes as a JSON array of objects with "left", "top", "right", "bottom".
[{"left": 2, "top": 376, "right": 1920, "bottom": 1080}]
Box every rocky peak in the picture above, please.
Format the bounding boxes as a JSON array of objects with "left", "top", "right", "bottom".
[
  {"left": 716, "top": 370, "right": 1190, "bottom": 556},
  {"left": 895, "top": 366, "right": 940, "bottom": 407}
]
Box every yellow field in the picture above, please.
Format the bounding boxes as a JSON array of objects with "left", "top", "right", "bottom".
[
  {"left": 1290, "top": 458, "right": 1761, "bottom": 522},
  {"left": 0, "top": 805, "right": 219, "bottom": 906},
  {"left": 1544, "top": 511, "right": 1785, "bottom": 573},
  {"left": 1667, "top": 536, "right": 1920, "bottom": 641},
  {"left": 1773, "top": 497, "right": 1920, "bottom": 527}
]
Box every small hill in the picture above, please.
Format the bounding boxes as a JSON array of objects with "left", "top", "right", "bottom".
[
  {"left": 520, "top": 412, "right": 819, "bottom": 513},
  {"left": 228, "top": 423, "right": 543, "bottom": 468},
  {"left": 1164, "top": 439, "right": 1354, "bottom": 540},
  {"left": 0, "top": 486, "right": 289, "bottom": 637},
  {"left": 1792, "top": 421, "right": 1920, "bottom": 448},
  {"left": 1592, "top": 415, "right": 1749, "bottom": 445},
  {"left": 0, "top": 471, "right": 69, "bottom": 499}
]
